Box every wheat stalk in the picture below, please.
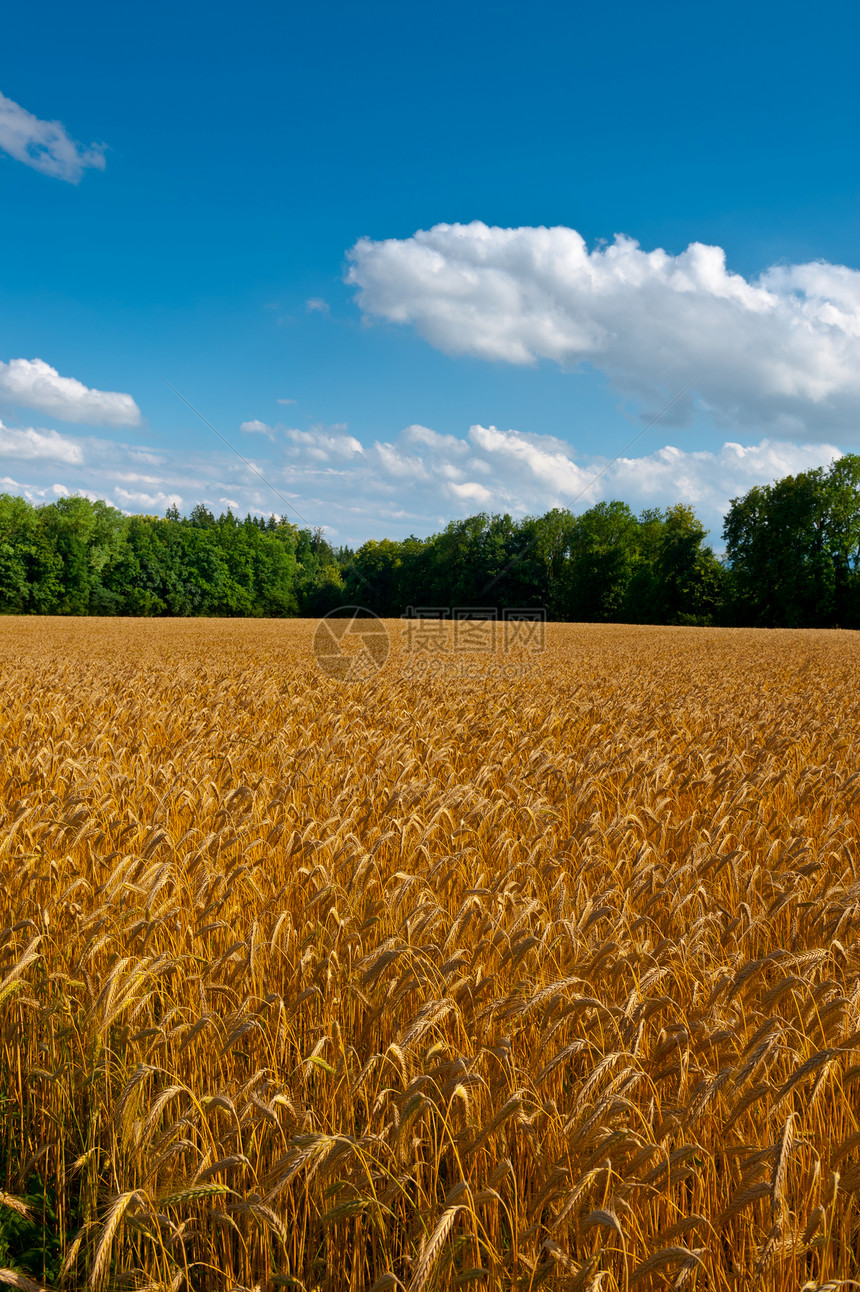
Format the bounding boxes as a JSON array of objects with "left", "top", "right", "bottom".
[
  {"left": 2, "top": 620, "right": 860, "bottom": 1289},
  {"left": 407, "top": 1206, "right": 464, "bottom": 1292}
]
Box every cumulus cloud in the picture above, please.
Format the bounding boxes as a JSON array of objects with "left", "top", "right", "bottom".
[
  {"left": 0, "top": 358, "right": 141, "bottom": 426},
  {"left": 0, "top": 420, "right": 83, "bottom": 464},
  {"left": 347, "top": 222, "right": 860, "bottom": 440},
  {"left": 0, "top": 91, "right": 106, "bottom": 182},
  {"left": 0, "top": 410, "right": 840, "bottom": 549},
  {"left": 458, "top": 425, "right": 841, "bottom": 531},
  {"left": 269, "top": 420, "right": 840, "bottom": 543}
]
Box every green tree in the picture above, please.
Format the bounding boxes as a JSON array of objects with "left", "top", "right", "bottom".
[
  {"left": 723, "top": 455, "right": 860, "bottom": 627},
  {"left": 558, "top": 501, "right": 639, "bottom": 621},
  {"left": 0, "top": 495, "right": 60, "bottom": 613},
  {"left": 38, "top": 497, "right": 128, "bottom": 615},
  {"left": 652, "top": 503, "right": 724, "bottom": 625}
]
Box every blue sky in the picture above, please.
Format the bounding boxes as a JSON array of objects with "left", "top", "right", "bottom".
[{"left": 2, "top": 0, "right": 860, "bottom": 545}]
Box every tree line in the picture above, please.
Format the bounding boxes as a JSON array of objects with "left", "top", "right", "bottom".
[{"left": 1, "top": 454, "right": 858, "bottom": 625}]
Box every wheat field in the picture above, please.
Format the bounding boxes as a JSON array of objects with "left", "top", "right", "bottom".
[{"left": 1, "top": 618, "right": 860, "bottom": 1292}]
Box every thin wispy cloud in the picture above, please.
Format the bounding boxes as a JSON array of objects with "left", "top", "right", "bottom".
[
  {"left": 348, "top": 221, "right": 860, "bottom": 441},
  {"left": 0, "top": 91, "right": 106, "bottom": 183},
  {"left": 0, "top": 358, "right": 141, "bottom": 426},
  {"left": 241, "top": 419, "right": 364, "bottom": 459},
  {"left": 240, "top": 418, "right": 276, "bottom": 439},
  {"left": 305, "top": 297, "right": 330, "bottom": 314}
]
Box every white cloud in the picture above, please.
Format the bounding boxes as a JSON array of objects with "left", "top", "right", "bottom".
[
  {"left": 113, "top": 471, "right": 165, "bottom": 485},
  {"left": 284, "top": 426, "right": 364, "bottom": 460},
  {"left": 263, "top": 419, "right": 841, "bottom": 543},
  {"left": 125, "top": 448, "right": 163, "bottom": 467},
  {"left": 449, "top": 480, "right": 494, "bottom": 504},
  {"left": 0, "top": 420, "right": 83, "bottom": 464},
  {"left": 347, "top": 222, "right": 860, "bottom": 440},
  {"left": 113, "top": 487, "right": 183, "bottom": 511},
  {"left": 0, "top": 410, "right": 840, "bottom": 548},
  {"left": 305, "top": 297, "right": 330, "bottom": 314},
  {"left": 277, "top": 398, "right": 298, "bottom": 405},
  {"left": 0, "top": 358, "right": 141, "bottom": 426},
  {"left": 457, "top": 425, "right": 841, "bottom": 534},
  {"left": 240, "top": 419, "right": 275, "bottom": 439},
  {"left": 243, "top": 421, "right": 365, "bottom": 461},
  {"left": 0, "top": 91, "right": 106, "bottom": 183}
]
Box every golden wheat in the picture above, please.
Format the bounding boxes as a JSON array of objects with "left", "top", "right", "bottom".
[{"left": 1, "top": 617, "right": 860, "bottom": 1290}]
